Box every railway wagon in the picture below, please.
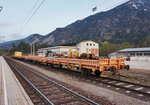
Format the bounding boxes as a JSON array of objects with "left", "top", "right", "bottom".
[
  {"left": 13, "top": 56, "right": 130, "bottom": 77},
  {"left": 14, "top": 52, "right": 22, "bottom": 57}
]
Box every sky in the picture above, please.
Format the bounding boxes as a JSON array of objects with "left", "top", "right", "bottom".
[{"left": 0, "top": 0, "right": 129, "bottom": 42}]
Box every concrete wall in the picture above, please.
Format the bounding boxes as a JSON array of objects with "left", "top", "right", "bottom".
[
  {"left": 37, "top": 50, "right": 47, "bottom": 57},
  {"left": 130, "top": 56, "right": 150, "bottom": 62},
  {"left": 38, "top": 52, "right": 43, "bottom": 56},
  {"left": 60, "top": 47, "right": 77, "bottom": 56},
  {"left": 38, "top": 47, "right": 77, "bottom": 57},
  {"left": 125, "top": 61, "right": 150, "bottom": 70}
]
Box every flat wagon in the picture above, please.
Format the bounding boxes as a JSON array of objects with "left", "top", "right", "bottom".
[{"left": 12, "top": 56, "right": 130, "bottom": 77}]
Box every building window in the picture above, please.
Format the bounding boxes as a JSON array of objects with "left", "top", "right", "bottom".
[
  {"left": 130, "top": 53, "right": 135, "bottom": 56},
  {"left": 90, "top": 43, "right": 92, "bottom": 46},
  {"left": 87, "top": 43, "right": 88, "bottom": 46},
  {"left": 144, "top": 53, "right": 150, "bottom": 56},
  {"left": 137, "top": 53, "right": 142, "bottom": 56}
]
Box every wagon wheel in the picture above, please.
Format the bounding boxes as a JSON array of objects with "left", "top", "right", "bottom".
[
  {"left": 50, "top": 64, "right": 54, "bottom": 68},
  {"left": 125, "top": 65, "right": 130, "bottom": 70},
  {"left": 59, "top": 64, "right": 63, "bottom": 68},
  {"left": 85, "top": 69, "right": 91, "bottom": 76},
  {"left": 81, "top": 69, "right": 85, "bottom": 75},
  {"left": 45, "top": 63, "right": 49, "bottom": 66},
  {"left": 110, "top": 66, "right": 116, "bottom": 75},
  {"left": 94, "top": 70, "right": 101, "bottom": 77},
  {"left": 81, "top": 69, "right": 90, "bottom": 76}
]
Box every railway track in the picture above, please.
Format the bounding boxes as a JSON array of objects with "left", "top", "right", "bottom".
[
  {"left": 21, "top": 58, "right": 150, "bottom": 102},
  {"left": 5, "top": 57, "right": 99, "bottom": 105},
  {"left": 71, "top": 72, "right": 150, "bottom": 101},
  {"left": 70, "top": 72, "right": 150, "bottom": 102},
  {"left": 97, "top": 77, "right": 150, "bottom": 98},
  {"left": 9, "top": 57, "right": 150, "bottom": 102}
]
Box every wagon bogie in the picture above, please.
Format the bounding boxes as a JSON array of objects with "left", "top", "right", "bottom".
[{"left": 94, "top": 70, "right": 102, "bottom": 77}]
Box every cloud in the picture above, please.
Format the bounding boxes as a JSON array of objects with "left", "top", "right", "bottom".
[
  {"left": 0, "top": 22, "right": 16, "bottom": 27},
  {"left": 4, "top": 33, "right": 26, "bottom": 41}
]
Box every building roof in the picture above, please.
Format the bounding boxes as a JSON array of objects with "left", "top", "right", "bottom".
[
  {"left": 37, "top": 40, "right": 99, "bottom": 52},
  {"left": 38, "top": 46, "right": 77, "bottom": 51},
  {"left": 118, "top": 47, "right": 150, "bottom": 53},
  {"left": 78, "top": 40, "right": 98, "bottom": 44},
  {"left": 37, "top": 50, "right": 43, "bottom": 53}
]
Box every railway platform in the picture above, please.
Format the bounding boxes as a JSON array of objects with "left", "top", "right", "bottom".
[{"left": 0, "top": 56, "right": 33, "bottom": 105}]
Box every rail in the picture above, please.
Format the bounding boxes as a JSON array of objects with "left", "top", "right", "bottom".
[{"left": 6, "top": 57, "right": 100, "bottom": 105}]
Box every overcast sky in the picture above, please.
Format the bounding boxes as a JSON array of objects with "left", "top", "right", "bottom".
[{"left": 0, "top": 0, "right": 129, "bottom": 42}]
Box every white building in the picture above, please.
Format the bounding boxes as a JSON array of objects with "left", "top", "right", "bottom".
[
  {"left": 37, "top": 48, "right": 48, "bottom": 57},
  {"left": 37, "top": 40, "right": 99, "bottom": 57},
  {"left": 118, "top": 47, "right": 150, "bottom": 57},
  {"left": 117, "top": 47, "right": 150, "bottom": 62},
  {"left": 37, "top": 46, "right": 77, "bottom": 57},
  {"left": 76, "top": 40, "right": 99, "bottom": 56}
]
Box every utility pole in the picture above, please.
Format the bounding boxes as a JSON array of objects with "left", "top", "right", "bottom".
[
  {"left": 31, "top": 41, "right": 36, "bottom": 56},
  {"left": 30, "top": 44, "right": 32, "bottom": 55},
  {"left": 33, "top": 43, "right": 35, "bottom": 56},
  {"left": 31, "top": 40, "right": 37, "bottom": 56}
]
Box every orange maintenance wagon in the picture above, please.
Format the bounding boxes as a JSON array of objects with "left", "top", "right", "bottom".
[{"left": 13, "top": 56, "right": 130, "bottom": 77}]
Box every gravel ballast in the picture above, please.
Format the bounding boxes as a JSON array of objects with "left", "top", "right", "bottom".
[{"left": 13, "top": 59, "right": 150, "bottom": 105}]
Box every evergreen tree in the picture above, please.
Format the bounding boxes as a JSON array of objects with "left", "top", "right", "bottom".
[
  {"left": 119, "top": 42, "right": 132, "bottom": 49},
  {"left": 146, "top": 35, "right": 150, "bottom": 47}
]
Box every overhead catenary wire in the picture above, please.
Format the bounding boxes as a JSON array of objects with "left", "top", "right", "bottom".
[
  {"left": 15, "top": 0, "right": 40, "bottom": 34},
  {"left": 17, "top": 0, "right": 46, "bottom": 35},
  {"left": 16, "top": 0, "right": 129, "bottom": 37}
]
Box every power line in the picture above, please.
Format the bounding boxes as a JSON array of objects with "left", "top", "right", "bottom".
[
  {"left": 16, "top": 0, "right": 128, "bottom": 37},
  {"left": 17, "top": 0, "right": 46, "bottom": 35},
  {"left": 15, "top": 0, "right": 40, "bottom": 34}
]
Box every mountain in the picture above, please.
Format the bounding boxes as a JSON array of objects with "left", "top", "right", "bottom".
[
  {"left": 45, "top": 0, "right": 150, "bottom": 45},
  {"left": 1, "top": 0, "right": 150, "bottom": 49},
  {"left": 0, "top": 34, "right": 44, "bottom": 49}
]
